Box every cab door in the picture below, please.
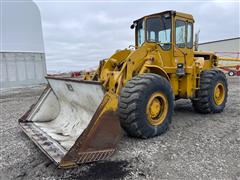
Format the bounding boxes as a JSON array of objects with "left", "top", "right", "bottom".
[
  {"left": 174, "top": 17, "right": 194, "bottom": 68},
  {"left": 173, "top": 17, "right": 194, "bottom": 97}
]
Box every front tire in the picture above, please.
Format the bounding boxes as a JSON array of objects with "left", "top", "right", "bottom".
[
  {"left": 118, "top": 73, "right": 174, "bottom": 138},
  {"left": 192, "top": 69, "right": 228, "bottom": 113}
]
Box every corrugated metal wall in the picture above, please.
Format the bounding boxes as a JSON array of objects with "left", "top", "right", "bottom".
[
  {"left": 0, "top": 52, "right": 47, "bottom": 89},
  {"left": 199, "top": 38, "right": 240, "bottom": 59}
]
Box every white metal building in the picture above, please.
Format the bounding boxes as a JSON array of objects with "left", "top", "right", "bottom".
[
  {"left": 0, "top": 0, "right": 47, "bottom": 89},
  {"left": 198, "top": 37, "right": 240, "bottom": 60}
]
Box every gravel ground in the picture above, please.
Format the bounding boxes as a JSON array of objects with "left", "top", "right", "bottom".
[{"left": 0, "top": 77, "right": 239, "bottom": 180}]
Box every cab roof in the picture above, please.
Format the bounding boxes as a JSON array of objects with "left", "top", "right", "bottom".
[{"left": 133, "top": 10, "right": 194, "bottom": 23}]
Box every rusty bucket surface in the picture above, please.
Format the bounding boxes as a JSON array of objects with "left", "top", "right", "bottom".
[{"left": 19, "top": 76, "right": 122, "bottom": 168}]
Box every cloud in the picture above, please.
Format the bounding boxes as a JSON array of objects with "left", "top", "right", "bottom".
[{"left": 34, "top": 1, "right": 239, "bottom": 72}]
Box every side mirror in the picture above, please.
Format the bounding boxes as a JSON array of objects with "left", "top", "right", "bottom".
[{"left": 130, "top": 24, "right": 135, "bottom": 29}]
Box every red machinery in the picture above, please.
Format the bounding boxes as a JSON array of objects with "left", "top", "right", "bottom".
[
  {"left": 219, "top": 65, "right": 240, "bottom": 76},
  {"left": 216, "top": 52, "right": 240, "bottom": 76}
]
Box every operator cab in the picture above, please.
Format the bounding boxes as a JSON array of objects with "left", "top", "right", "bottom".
[
  {"left": 131, "top": 10, "right": 194, "bottom": 51},
  {"left": 131, "top": 10, "right": 195, "bottom": 76}
]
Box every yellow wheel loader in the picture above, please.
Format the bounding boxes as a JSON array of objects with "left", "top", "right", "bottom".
[{"left": 19, "top": 10, "right": 228, "bottom": 168}]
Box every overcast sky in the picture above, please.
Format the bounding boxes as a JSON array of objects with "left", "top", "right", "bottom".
[{"left": 34, "top": 0, "right": 240, "bottom": 72}]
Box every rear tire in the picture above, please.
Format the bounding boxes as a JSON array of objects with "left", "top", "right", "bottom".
[
  {"left": 118, "top": 73, "right": 174, "bottom": 138},
  {"left": 192, "top": 69, "right": 228, "bottom": 113}
]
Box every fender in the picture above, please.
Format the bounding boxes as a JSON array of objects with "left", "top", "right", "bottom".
[{"left": 144, "top": 65, "right": 170, "bottom": 81}]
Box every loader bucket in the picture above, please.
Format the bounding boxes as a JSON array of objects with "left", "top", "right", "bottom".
[{"left": 19, "top": 77, "right": 122, "bottom": 168}]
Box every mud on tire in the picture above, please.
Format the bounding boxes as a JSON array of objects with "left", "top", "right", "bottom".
[{"left": 118, "top": 73, "right": 174, "bottom": 139}]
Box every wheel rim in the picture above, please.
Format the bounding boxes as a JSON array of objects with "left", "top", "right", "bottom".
[
  {"left": 146, "top": 92, "right": 168, "bottom": 126},
  {"left": 214, "top": 82, "right": 225, "bottom": 105}
]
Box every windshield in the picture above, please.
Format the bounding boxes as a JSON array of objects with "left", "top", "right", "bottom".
[{"left": 136, "top": 15, "right": 172, "bottom": 50}]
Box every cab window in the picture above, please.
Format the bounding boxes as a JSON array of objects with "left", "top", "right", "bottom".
[
  {"left": 175, "top": 20, "right": 186, "bottom": 48},
  {"left": 187, "top": 23, "right": 193, "bottom": 48},
  {"left": 137, "top": 20, "right": 145, "bottom": 46},
  {"left": 146, "top": 17, "right": 161, "bottom": 42},
  {"left": 146, "top": 16, "right": 171, "bottom": 50}
]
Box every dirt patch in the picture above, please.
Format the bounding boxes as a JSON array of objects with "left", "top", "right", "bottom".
[{"left": 68, "top": 161, "right": 130, "bottom": 180}]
